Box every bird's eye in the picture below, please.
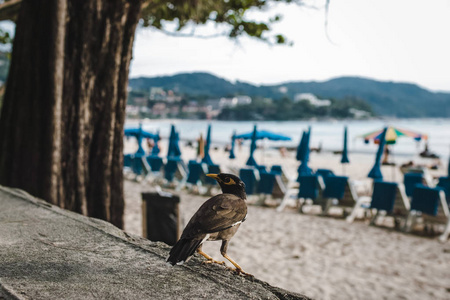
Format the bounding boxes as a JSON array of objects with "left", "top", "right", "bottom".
[{"left": 222, "top": 177, "right": 236, "bottom": 185}]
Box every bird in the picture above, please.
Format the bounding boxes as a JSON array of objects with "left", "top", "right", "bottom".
[{"left": 167, "top": 173, "right": 249, "bottom": 275}]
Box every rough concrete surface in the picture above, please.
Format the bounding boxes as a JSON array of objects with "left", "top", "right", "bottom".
[{"left": 0, "top": 186, "right": 310, "bottom": 300}]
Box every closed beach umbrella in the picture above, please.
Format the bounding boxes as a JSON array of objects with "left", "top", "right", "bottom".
[
  {"left": 341, "top": 126, "right": 350, "bottom": 164},
  {"left": 246, "top": 125, "right": 258, "bottom": 166},
  {"left": 296, "top": 131, "right": 307, "bottom": 162},
  {"left": 167, "top": 125, "right": 182, "bottom": 158},
  {"left": 151, "top": 130, "right": 160, "bottom": 156},
  {"left": 202, "top": 124, "right": 214, "bottom": 165},
  {"left": 368, "top": 127, "right": 388, "bottom": 180},
  {"left": 297, "top": 127, "right": 313, "bottom": 175},
  {"left": 229, "top": 131, "right": 236, "bottom": 159}
]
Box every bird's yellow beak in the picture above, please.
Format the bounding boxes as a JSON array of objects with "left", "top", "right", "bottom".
[{"left": 206, "top": 173, "right": 220, "bottom": 180}]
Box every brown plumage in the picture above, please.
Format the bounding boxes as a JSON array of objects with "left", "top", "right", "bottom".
[{"left": 167, "top": 173, "right": 249, "bottom": 275}]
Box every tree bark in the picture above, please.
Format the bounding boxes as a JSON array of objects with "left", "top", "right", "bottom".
[{"left": 0, "top": 0, "right": 142, "bottom": 229}]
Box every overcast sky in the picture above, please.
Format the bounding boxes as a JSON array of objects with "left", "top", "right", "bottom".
[{"left": 130, "top": 0, "right": 450, "bottom": 92}]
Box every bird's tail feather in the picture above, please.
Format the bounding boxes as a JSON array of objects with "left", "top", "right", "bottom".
[{"left": 167, "top": 238, "right": 202, "bottom": 265}]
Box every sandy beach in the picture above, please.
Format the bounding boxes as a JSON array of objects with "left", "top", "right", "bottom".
[{"left": 123, "top": 141, "right": 450, "bottom": 300}]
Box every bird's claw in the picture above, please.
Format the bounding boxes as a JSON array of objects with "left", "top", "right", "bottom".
[
  {"left": 227, "top": 266, "right": 253, "bottom": 277},
  {"left": 202, "top": 259, "right": 225, "bottom": 266}
]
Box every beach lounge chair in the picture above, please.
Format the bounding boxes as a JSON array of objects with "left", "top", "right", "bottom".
[
  {"left": 270, "top": 165, "right": 290, "bottom": 187},
  {"left": 437, "top": 176, "right": 450, "bottom": 204},
  {"left": 252, "top": 172, "right": 287, "bottom": 206},
  {"left": 129, "top": 153, "right": 150, "bottom": 180},
  {"left": 179, "top": 161, "right": 208, "bottom": 194},
  {"left": 239, "top": 168, "right": 260, "bottom": 198},
  {"left": 316, "top": 168, "right": 335, "bottom": 179},
  {"left": 404, "top": 173, "right": 425, "bottom": 198},
  {"left": 277, "top": 174, "right": 321, "bottom": 212},
  {"left": 321, "top": 176, "right": 364, "bottom": 217},
  {"left": 346, "top": 181, "right": 410, "bottom": 226},
  {"left": 404, "top": 185, "right": 449, "bottom": 237},
  {"left": 163, "top": 157, "right": 187, "bottom": 187}
]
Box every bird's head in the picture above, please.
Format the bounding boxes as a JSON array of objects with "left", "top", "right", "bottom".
[{"left": 206, "top": 173, "right": 246, "bottom": 199}]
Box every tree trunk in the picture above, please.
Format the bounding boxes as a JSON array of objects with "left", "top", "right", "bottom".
[{"left": 0, "top": 0, "right": 142, "bottom": 229}]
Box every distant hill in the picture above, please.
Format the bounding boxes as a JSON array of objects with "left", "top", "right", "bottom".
[{"left": 129, "top": 72, "right": 450, "bottom": 118}]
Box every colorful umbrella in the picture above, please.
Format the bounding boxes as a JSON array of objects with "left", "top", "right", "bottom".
[
  {"left": 368, "top": 127, "right": 388, "bottom": 180},
  {"left": 362, "top": 126, "right": 427, "bottom": 145}
]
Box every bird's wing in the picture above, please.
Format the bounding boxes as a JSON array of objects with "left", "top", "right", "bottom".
[{"left": 181, "top": 194, "right": 247, "bottom": 239}]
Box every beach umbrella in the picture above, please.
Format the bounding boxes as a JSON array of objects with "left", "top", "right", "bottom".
[
  {"left": 235, "top": 125, "right": 291, "bottom": 166},
  {"left": 167, "top": 124, "right": 181, "bottom": 158},
  {"left": 361, "top": 126, "right": 427, "bottom": 145},
  {"left": 235, "top": 130, "right": 292, "bottom": 141},
  {"left": 296, "top": 131, "right": 307, "bottom": 162},
  {"left": 229, "top": 131, "right": 236, "bottom": 159},
  {"left": 368, "top": 127, "right": 388, "bottom": 180},
  {"left": 150, "top": 130, "right": 161, "bottom": 156},
  {"left": 246, "top": 125, "right": 258, "bottom": 166},
  {"left": 202, "top": 124, "right": 214, "bottom": 165},
  {"left": 297, "top": 127, "right": 313, "bottom": 175},
  {"left": 341, "top": 126, "right": 350, "bottom": 164},
  {"left": 124, "top": 123, "right": 157, "bottom": 155}
]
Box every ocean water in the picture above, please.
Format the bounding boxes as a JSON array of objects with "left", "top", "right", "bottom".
[{"left": 125, "top": 119, "right": 450, "bottom": 160}]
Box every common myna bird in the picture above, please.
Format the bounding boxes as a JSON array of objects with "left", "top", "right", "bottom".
[{"left": 167, "top": 173, "right": 249, "bottom": 275}]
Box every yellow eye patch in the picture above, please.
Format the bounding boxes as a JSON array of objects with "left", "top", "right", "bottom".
[{"left": 223, "top": 177, "right": 236, "bottom": 185}]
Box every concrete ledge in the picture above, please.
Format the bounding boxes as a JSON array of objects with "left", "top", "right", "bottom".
[{"left": 0, "top": 186, "right": 310, "bottom": 300}]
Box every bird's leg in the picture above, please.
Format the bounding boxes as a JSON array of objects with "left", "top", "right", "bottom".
[
  {"left": 197, "top": 245, "right": 225, "bottom": 265},
  {"left": 220, "top": 240, "right": 252, "bottom": 276}
]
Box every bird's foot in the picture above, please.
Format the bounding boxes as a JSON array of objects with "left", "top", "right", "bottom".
[
  {"left": 202, "top": 259, "right": 226, "bottom": 266},
  {"left": 227, "top": 266, "right": 253, "bottom": 277}
]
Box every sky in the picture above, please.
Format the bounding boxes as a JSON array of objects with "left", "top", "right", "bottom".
[{"left": 130, "top": 0, "right": 450, "bottom": 92}]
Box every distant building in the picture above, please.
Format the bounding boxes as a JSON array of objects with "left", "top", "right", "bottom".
[
  {"left": 349, "top": 108, "right": 371, "bottom": 118},
  {"left": 294, "top": 93, "right": 331, "bottom": 107},
  {"left": 219, "top": 95, "right": 252, "bottom": 108},
  {"left": 149, "top": 87, "right": 166, "bottom": 101}
]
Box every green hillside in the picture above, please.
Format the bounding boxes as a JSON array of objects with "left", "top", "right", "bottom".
[{"left": 129, "top": 73, "right": 450, "bottom": 118}]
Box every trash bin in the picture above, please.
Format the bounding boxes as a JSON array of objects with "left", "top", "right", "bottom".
[{"left": 142, "top": 191, "right": 181, "bottom": 246}]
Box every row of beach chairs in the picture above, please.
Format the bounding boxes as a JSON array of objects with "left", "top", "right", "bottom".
[
  {"left": 124, "top": 153, "right": 450, "bottom": 241},
  {"left": 276, "top": 169, "right": 450, "bottom": 242}
]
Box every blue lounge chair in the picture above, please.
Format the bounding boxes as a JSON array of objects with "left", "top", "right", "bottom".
[
  {"left": 163, "top": 157, "right": 187, "bottom": 186},
  {"left": 277, "top": 174, "right": 321, "bottom": 212},
  {"left": 316, "top": 168, "right": 335, "bottom": 179},
  {"left": 146, "top": 156, "right": 164, "bottom": 173},
  {"left": 404, "top": 173, "right": 425, "bottom": 198},
  {"left": 181, "top": 161, "right": 208, "bottom": 193},
  {"left": 404, "top": 185, "right": 449, "bottom": 237},
  {"left": 346, "top": 181, "right": 410, "bottom": 226},
  {"left": 437, "top": 176, "right": 450, "bottom": 204},
  {"left": 124, "top": 154, "right": 133, "bottom": 169},
  {"left": 321, "top": 176, "right": 362, "bottom": 216},
  {"left": 257, "top": 172, "right": 276, "bottom": 195},
  {"left": 239, "top": 168, "right": 259, "bottom": 197},
  {"left": 270, "top": 165, "right": 290, "bottom": 187}
]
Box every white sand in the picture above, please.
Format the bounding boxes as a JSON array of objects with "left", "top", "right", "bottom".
[{"left": 123, "top": 142, "right": 450, "bottom": 300}]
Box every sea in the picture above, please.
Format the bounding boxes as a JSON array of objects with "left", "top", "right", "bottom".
[{"left": 125, "top": 119, "right": 450, "bottom": 161}]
